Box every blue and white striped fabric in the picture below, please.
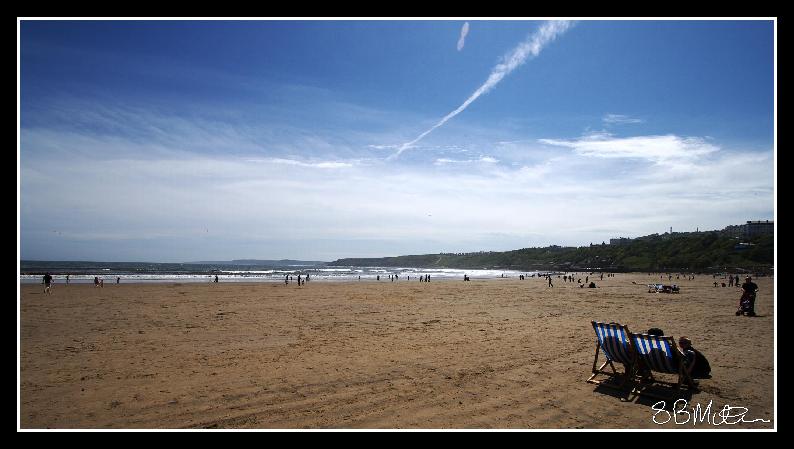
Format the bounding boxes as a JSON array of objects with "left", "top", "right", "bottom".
[
  {"left": 632, "top": 334, "right": 680, "bottom": 374},
  {"left": 592, "top": 321, "right": 633, "bottom": 365}
]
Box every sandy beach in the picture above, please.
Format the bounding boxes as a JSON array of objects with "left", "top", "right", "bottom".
[{"left": 19, "top": 274, "right": 775, "bottom": 429}]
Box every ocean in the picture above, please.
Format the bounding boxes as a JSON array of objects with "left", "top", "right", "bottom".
[{"left": 19, "top": 260, "right": 535, "bottom": 284}]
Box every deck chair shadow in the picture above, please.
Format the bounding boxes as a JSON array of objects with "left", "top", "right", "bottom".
[
  {"left": 587, "top": 321, "right": 636, "bottom": 390},
  {"left": 630, "top": 332, "right": 696, "bottom": 400}
]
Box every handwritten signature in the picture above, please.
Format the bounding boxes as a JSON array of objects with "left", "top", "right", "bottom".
[{"left": 652, "top": 399, "right": 771, "bottom": 426}]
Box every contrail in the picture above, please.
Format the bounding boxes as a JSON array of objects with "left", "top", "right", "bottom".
[
  {"left": 390, "top": 20, "right": 574, "bottom": 160},
  {"left": 457, "top": 22, "right": 470, "bottom": 51}
]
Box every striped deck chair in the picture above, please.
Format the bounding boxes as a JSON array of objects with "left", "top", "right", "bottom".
[
  {"left": 587, "top": 321, "right": 636, "bottom": 388},
  {"left": 630, "top": 333, "right": 696, "bottom": 397}
]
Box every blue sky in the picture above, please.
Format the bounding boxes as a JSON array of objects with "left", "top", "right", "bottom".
[{"left": 19, "top": 19, "right": 775, "bottom": 262}]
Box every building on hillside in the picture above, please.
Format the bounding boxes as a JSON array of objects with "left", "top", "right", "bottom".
[
  {"left": 721, "top": 220, "right": 773, "bottom": 238},
  {"left": 745, "top": 220, "right": 773, "bottom": 237}
]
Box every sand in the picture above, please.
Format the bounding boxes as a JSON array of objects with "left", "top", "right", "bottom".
[{"left": 19, "top": 274, "right": 775, "bottom": 429}]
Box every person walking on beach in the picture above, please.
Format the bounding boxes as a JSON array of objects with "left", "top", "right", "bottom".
[
  {"left": 285, "top": 275, "right": 289, "bottom": 286},
  {"left": 94, "top": 276, "right": 100, "bottom": 288},
  {"left": 548, "top": 276, "right": 553, "bottom": 288},
  {"left": 66, "top": 274, "right": 70, "bottom": 285},
  {"left": 43, "top": 273, "right": 53, "bottom": 295},
  {"left": 298, "top": 274, "right": 302, "bottom": 286},
  {"left": 214, "top": 275, "right": 219, "bottom": 283},
  {"left": 739, "top": 276, "right": 759, "bottom": 316},
  {"left": 116, "top": 276, "right": 120, "bottom": 284}
]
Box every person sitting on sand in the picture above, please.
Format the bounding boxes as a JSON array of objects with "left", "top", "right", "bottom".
[{"left": 678, "top": 336, "right": 711, "bottom": 379}]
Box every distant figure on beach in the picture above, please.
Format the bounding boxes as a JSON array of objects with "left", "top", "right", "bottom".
[
  {"left": 679, "top": 336, "right": 711, "bottom": 379},
  {"left": 99, "top": 278, "right": 104, "bottom": 288},
  {"left": 588, "top": 282, "right": 596, "bottom": 288},
  {"left": 285, "top": 275, "right": 289, "bottom": 286},
  {"left": 548, "top": 276, "right": 553, "bottom": 288},
  {"left": 426, "top": 275, "right": 430, "bottom": 282},
  {"left": 214, "top": 275, "right": 219, "bottom": 283},
  {"left": 66, "top": 274, "right": 70, "bottom": 285},
  {"left": 464, "top": 274, "right": 470, "bottom": 281},
  {"left": 116, "top": 276, "right": 120, "bottom": 284},
  {"left": 94, "top": 276, "right": 100, "bottom": 288},
  {"left": 42, "top": 273, "right": 53, "bottom": 295},
  {"left": 377, "top": 275, "right": 380, "bottom": 281},
  {"left": 298, "top": 274, "right": 302, "bottom": 286},
  {"left": 738, "top": 276, "right": 759, "bottom": 316},
  {"left": 713, "top": 281, "right": 718, "bottom": 287}
]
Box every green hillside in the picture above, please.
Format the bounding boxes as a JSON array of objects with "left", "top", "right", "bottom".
[{"left": 331, "top": 232, "right": 773, "bottom": 273}]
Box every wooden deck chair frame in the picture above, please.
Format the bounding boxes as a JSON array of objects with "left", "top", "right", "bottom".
[
  {"left": 587, "top": 321, "right": 636, "bottom": 389},
  {"left": 629, "top": 332, "right": 696, "bottom": 399}
]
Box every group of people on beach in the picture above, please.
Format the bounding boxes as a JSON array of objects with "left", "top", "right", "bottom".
[
  {"left": 40, "top": 274, "right": 125, "bottom": 292},
  {"left": 284, "top": 273, "right": 310, "bottom": 286}
]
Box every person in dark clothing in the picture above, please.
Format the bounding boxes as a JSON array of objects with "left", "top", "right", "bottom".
[
  {"left": 43, "top": 273, "right": 53, "bottom": 295},
  {"left": 678, "top": 336, "right": 711, "bottom": 379},
  {"left": 738, "top": 276, "right": 759, "bottom": 316}
]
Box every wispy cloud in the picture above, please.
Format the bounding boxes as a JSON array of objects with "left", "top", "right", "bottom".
[
  {"left": 20, "top": 120, "right": 773, "bottom": 261},
  {"left": 539, "top": 132, "right": 719, "bottom": 167},
  {"left": 602, "top": 113, "right": 645, "bottom": 125},
  {"left": 434, "top": 155, "right": 498, "bottom": 166},
  {"left": 390, "top": 20, "right": 575, "bottom": 159},
  {"left": 457, "top": 22, "right": 470, "bottom": 51},
  {"left": 246, "top": 158, "right": 355, "bottom": 169}
]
